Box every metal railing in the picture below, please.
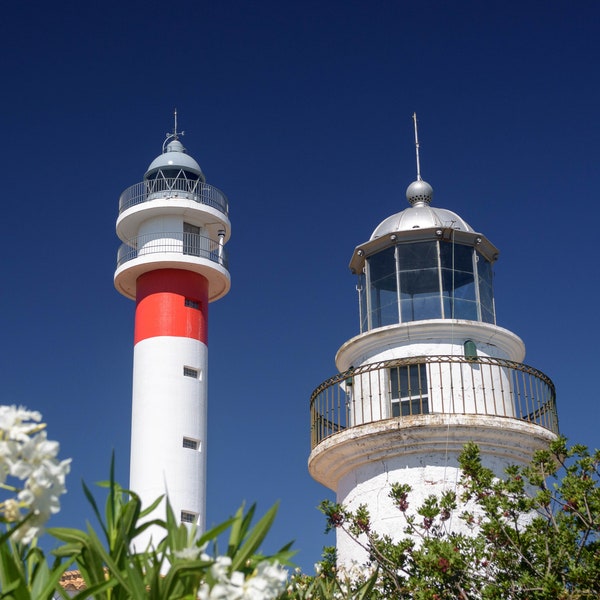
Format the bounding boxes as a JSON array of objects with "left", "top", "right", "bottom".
[
  {"left": 119, "top": 179, "right": 229, "bottom": 216},
  {"left": 310, "top": 355, "right": 558, "bottom": 449},
  {"left": 116, "top": 232, "right": 228, "bottom": 269}
]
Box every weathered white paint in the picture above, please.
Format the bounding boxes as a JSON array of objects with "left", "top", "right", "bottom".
[
  {"left": 309, "top": 315, "right": 557, "bottom": 568},
  {"left": 336, "top": 320, "right": 525, "bottom": 370},
  {"left": 309, "top": 413, "right": 556, "bottom": 568},
  {"left": 335, "top": 321, "right": 525, "bottom": 425}
]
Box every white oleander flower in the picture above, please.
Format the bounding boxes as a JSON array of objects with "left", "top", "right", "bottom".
[
  {"left": 175, "top": 546, "right": 203, "bottom": 560},
  {"left": 0, "top": 406, "right": 43, "bottom": 441},
  {"left": 251, "top": 560, "right": 288, "bottom": 592},
  {"left": 174, "top": 544, "right": 213, "bottom": 563},
  {"left": 10, "top": 430, "right": 60, "bottom": 478},
  {"left": 196, "top": 558, "right": 288, "bottom": 600},
  {"left": 0, "top": 405, "right": 70, "bottom": 544},
  {"left": 2, "top": 498, "right": 21, "bottom": 521},
  {"left": 210, "top": 555, "right": 233, "bottom": 582}
]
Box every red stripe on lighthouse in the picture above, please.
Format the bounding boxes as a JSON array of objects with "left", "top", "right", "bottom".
[{"left": 134, "top": 269, "right": 208, "bottom": 344}]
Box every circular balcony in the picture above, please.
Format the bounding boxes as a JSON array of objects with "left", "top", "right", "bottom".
[
  {"left": 116, "top": 179, "right": 231, "bottom": 244},
  {"left": 310, "top": 355, "right": 558, "bottom": 450},
  {"left": 119, "top": 179, "right": 229, "bottom": 216},
  {"left": 114, "top": 231, "right": 230, "bottom": 302}
]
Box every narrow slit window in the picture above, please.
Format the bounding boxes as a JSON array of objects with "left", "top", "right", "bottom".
[
  {"left": 183, "top": 437, "right": 199, "bottom": 450},
  {"left": 183, "top": 366, "right": 199, "bottom": 378},
  {"left": 185, "top": 298, "right": 200, "bottom": 310},
  {"left": 181, "top": 511, "right": 197, "bottom": 524}
]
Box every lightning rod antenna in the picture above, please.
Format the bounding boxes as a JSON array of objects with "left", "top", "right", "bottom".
[
  {"left": 163, "top": 108, "right": 185, "bottom": 152},
  {"left": 413, "top": 112, "right": 422, "bottom": 181},
  {"left": 172, "top": 108, "right": 184, "bottom": 139}
]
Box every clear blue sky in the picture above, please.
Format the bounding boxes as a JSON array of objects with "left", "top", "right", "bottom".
[{"left": 1, "top": 0, "right": 598, "bottom": 571}]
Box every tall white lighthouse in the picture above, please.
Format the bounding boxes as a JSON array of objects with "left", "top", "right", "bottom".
[
  {"left": 115, "top": 115, "right": 230, "bottom": 545},
  {"left": 308, "top": 116, "right": 559, "bottom": 567}
]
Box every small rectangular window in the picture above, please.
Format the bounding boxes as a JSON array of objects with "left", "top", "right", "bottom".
[
  {"left": 390, "top": 364, "right": 429, "bottom": 417},
  {"left": 183, "top": 366, "right": 199, "bottom": 378},
  {"left": 183, "top": 437, "right": 199, "bottom": 450},
  {"left": 185, "top": 298, "right": 200, "bottom": 310},
  {"left": 181, "top": 511, "right": 197, "bottom": 524}
]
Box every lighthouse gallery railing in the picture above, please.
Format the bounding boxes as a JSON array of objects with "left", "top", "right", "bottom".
[
  {"left": 116, "top": 231, "right": 228, "bottom": 269},
  {"left": 310, "top": 355, "right": 558, "bottom": 449},
  {"left": 119, "top": 179, "right": 229, "bottom": 216}
]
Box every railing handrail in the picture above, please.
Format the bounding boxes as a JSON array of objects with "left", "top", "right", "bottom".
[
  {"left": 310, "top": 355, "right": 558, "bottom": 449},
  {"left": 119, "top": 179, "right": 229, "bottom": 216},
  {"left": 116, "top": 231, "right": 228, "bottom": 270},
  {"left": 310, "top": 355, "right": 554, "bottom": 401}
]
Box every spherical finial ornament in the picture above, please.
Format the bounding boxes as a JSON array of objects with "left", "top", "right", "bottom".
[
  {"left": 406, "top": 179, "right": 434, "bottom": 206},
  {"left": 166, "top": 139, "right": 186, "bottom": 153}
]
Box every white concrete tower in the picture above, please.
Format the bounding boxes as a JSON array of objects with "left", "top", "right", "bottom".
[
  {"left": 114, "top": 113, "right": 230, "bottom": 546},
  {"left": 308, "top": 115, "right": 559, "bottom": 568}
]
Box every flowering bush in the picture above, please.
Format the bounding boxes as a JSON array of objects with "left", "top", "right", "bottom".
[
  {"left": 0, "top": 405, "right": 71, "bottom": 544},
  {"left": 320, "top": 439, "right": 600, "bottom": 599},
  {"left": 0, "top": 405, "right": 72, "bottom": 597},
  {"left": 195, "top": 555, "right": 288, "bottom": 600},
  {"left": 52, "top": 481, "right": 292, "bottom": 599},
  {"left": 0, "top": 406, "right": 292, "bottom": 600},
  {"left": 2, "top": 405, "right": 599, "bottom": 600}
]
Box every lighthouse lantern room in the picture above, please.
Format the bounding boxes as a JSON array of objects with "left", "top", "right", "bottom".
[
  {"left": 115, "top": 113, "right": 231, "bottom": 546},
  {"left": 308, "top": 116, "right": 559, "bottom": 567}
]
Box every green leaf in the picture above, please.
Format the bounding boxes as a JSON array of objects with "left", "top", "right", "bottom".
[
  {"left": 81, "top": 479, "right": 109, "bottom": 542},
  {"left": 230, "top": 502, "right": 279, "bottom": 572},
  {"left": 68, "top": 577, "right": 117, "bottom": 600},
  {"left": 137, "top": 492, "right": 164, "bottom": 519}
]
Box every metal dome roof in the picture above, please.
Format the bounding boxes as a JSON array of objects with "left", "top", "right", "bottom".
[
  {"left": 370, "top": 179, "right": 474, "bottom": 239},
  {"left": 145, "top": 139, "right": 205, "bottom": 180},
  {"left": 370, "top": 205, "right": 474, "bottom": 239}
]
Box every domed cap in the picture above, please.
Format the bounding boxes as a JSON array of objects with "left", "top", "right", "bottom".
[
  {"left": 370, "top": 204, "right": 474, "bottom": 239},
  {"left": 371, "top": 172, "right": 474, "bottom": 238},
  {"left": 145, "top": 138, "right": 205, "bottom": 181},
  {"left": 144, "top": 110, "right": 205, "bottom": 181}
]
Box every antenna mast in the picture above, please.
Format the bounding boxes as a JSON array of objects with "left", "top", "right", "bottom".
[
  {"left": 163, "top": 108, "right": 185, "bottom": 152},
  {"left": 413, "top": 112, "right": 422, "bottom": 181}
]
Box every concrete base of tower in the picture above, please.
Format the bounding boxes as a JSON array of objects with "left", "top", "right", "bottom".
[{"left": 308, "top": 414, "right": 557, "bottom": 568}]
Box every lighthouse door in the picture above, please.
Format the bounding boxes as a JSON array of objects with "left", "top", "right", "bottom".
[{"left": 183, "top": 222, "right": 201, "bottom": 256}]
